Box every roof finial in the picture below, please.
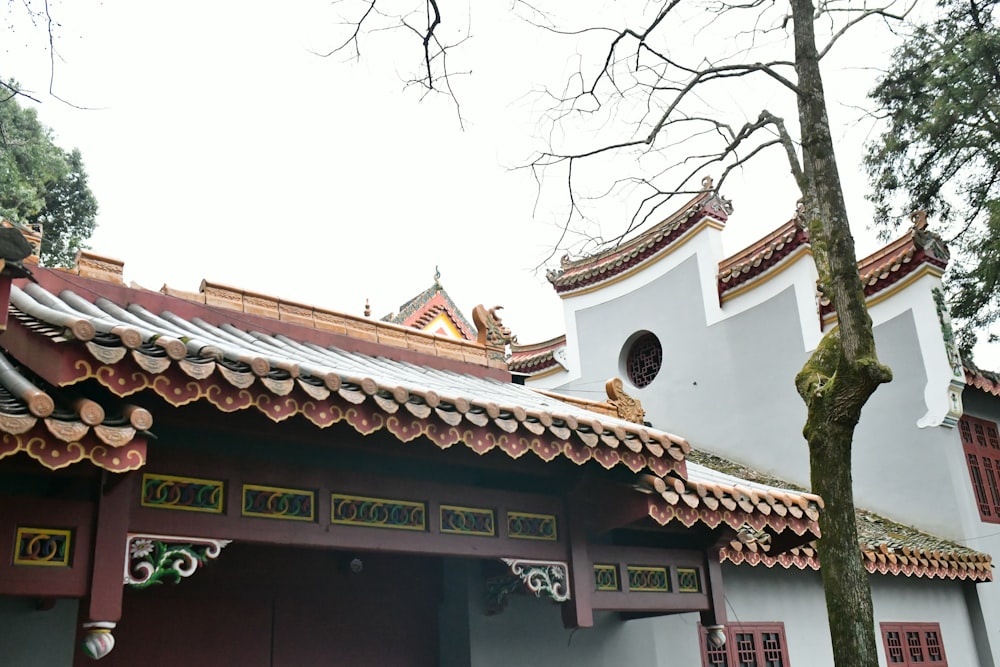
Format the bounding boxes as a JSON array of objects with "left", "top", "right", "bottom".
[
  {"left": 434, "top": 266, "right": 441, "bottom": 287},
  {"left": 364, "top": 298, "right": 371, "bottom": 318},
  {"left": 701, "top": 175, "right": 714, "bottom": 190}
]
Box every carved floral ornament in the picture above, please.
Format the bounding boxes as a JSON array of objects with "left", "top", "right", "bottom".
[
  {"left": 80, "top": 533, "right": 232, "bottom": 660},
  {"left": 123, "top": 533, "right": 231, "bottom": 587},
  {"left": 486, "top": 558, "right": 571, "bottom": 613}
]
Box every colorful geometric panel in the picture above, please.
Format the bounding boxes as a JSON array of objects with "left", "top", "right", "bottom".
[
  {"left": 594, "top": 563, "right": 620, "bottom": 591},
  {"left": 242, "top": 484, "right": 315, "bottom": 522},
  {"left": 141, "top": 473, "right": 225, "bottom": 514},
  {"left": 13, "top": 527, "right": 72, "bottom": 567},
  {"left": 507, "top": 511, "right": 558, "bottom": 541},
  {"left": 439, "top": 504, "right": 495, "bottom": 536},
  {"left": 677, "top": 567, "right": 702, "bottom": 593},
  {"left": 627, "top": 565, "right": 671, "bottom": 592},
  {"left": 331, "top": 493, "right": 426, "bottom": 531}
]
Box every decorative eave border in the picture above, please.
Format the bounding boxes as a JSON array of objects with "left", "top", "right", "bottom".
[
  {"left": 717, "top": 219, "right": 810, "bottom": 300},
  {"left": 3, "top": 308, "right": 690, "bottom": 479},
  {"left": 547, "top": 183, "right": 731, "bottom": 296},
  {"left": 721, "top": 542, "right": 993, "bottom": 582}
]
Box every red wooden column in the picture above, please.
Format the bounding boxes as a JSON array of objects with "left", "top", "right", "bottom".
[
  {"left": 700, "top": 541, "right": 729, "bottom": 651},
  {"left": 562, "top": 489, "right": 594, "bottom": 629},
  {"left": 80, "top": 472, "right": 137, "bottom": 660}
]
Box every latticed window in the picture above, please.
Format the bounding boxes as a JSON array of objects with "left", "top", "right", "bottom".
[
  {"left": 625, "top": 332, "right": 663, "bottom": 388},
  {"left": 881, "top": 623, "right": 948, "bottom": 665},
  {"left": 700, "top": 623, "right": 790, "bottom": 666},
  {"left": 959, "top": 415, "right": 1000, "bottom": 522}
]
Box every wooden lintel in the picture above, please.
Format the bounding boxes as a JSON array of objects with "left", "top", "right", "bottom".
[
  {"left": 570, "top": 477, "right": 652, "bottom": 535},
  {"left": 87, "top": 472, "right": 137, "bottom": 624}
]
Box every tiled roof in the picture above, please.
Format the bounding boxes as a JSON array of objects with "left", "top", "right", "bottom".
[
  {"left": 717, "top": 218, "right": 810, "bottom": 299},
  {"left": 820, "top": 212, "right": 950, "bottom": 320},
  {"left": 641, "top": 461, "right": 822, "bottom": 540},
  {"left": 382, "top": 277, "right": 477, "bottom": 341},
  {"left": 963, "top": 354, "right": 1000, "bottom": 396},
  {"left": 1, "top": 268, "right": 692, "bottom": 480},
  {"left": 687, "top": 450, "right": 992, "bottom": 581},
  {"left": 508, "top": 335, "right": 567, "bottom": 376},
  {"left": 546, "top": 181, "right": 732, "bottom": 295},
  {"left": 0, "top": 346, "right": 151, "bottom": 472}
]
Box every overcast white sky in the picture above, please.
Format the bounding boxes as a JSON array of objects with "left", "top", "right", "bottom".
[{"left": 8, "top": 0, "right": 993, "bottom": 365}]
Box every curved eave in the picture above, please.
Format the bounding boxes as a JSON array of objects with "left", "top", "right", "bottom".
[{"left": 4, "top": 282, "right": 692, "bottom": 479}]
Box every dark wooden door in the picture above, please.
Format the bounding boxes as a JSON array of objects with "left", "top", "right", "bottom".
[{"left": 78, "top": 545, "right": 441, "bottom": 667}]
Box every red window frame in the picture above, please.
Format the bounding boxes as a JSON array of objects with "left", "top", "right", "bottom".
[
  {"left": 699, "top": 622, "right": 790, "bottom": 666},
  {"left": 959, "top": 415, "right": 1000, "bottom": 522},
  {"left": 880, "top": 622, "right": 948, "bottom": 665}
]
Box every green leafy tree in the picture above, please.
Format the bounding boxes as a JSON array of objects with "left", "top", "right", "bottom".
[
  {"left": 865, "top": 0, "right": 1000, "bottom": 353},
  {"left": 0, "top": 86, "right": 97, "bottom": 266},
  {"left": 32, "top": 148, "right": 98, "bottom": 267}
]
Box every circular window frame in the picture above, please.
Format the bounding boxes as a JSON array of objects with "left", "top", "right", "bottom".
[{"left": 620, "top": 331, "right": 663, "bottom": 389}]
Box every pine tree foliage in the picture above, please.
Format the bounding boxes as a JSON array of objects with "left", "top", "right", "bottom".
[{"left": 865, "top": 0, "right": 1000, "bottom": 352}]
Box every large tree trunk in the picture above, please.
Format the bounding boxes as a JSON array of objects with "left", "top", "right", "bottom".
[{"left": 789, "top": 0, "right": 893, "bottom": 665}]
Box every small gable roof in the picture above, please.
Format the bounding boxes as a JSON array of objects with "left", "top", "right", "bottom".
[{"left": 382, "top": 271, "right": 477, "bottom": 341}]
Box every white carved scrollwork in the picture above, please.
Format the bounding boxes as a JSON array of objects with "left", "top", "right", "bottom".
[
  {"left": 124, "top": 533, "right": 231, "bottom": 588},
  {"left": 501, "top": 558, "right": 571, "bottom": 602}
]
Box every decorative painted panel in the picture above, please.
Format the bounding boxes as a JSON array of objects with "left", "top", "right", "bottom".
[
  {"left": 677, "top": 567, "right": 701, "bottom": 593},
  {"left": 439, "top": 504, "right": 496, "bottom": 536},
  {"left": 594, "top": 563, "right": 620, "bottom": 591},
  {"left": 141, "top": 473, "right": 225, "bottom": 514},
  {"left": 242, "top": 484, "right": 315, "bottom": 522},
  {"left": 506, "top": 511, "right": 558, "bottom": 541},
  {"left": 331, "top": 493, "right": 426, "bottom": 531},
  {"left": 627, "top": 565, "right": 671, "bottom": 592},
  {"left": 13, "top": 527, "right": 72, "bottom": 567}
]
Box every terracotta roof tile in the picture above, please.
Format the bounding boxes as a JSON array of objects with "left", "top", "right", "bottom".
[
  {"left": 0, "top": 347, "right": 149, "bottom": 472},
  {"left": 509, "top": 335, "right": 567, "bottom": 375},
  {"left": 546, "top": 182, "right": 732, "bottom": 295},
  {"left": 717, "top": 218, "right": 810, "bottom": 298},
  {"left": 820, "top": 212, "right": 950, "bottom": 320},
  {"left": 963, "top": 353, "right": 1000, "bottom": 396},
  {"left": 3, "top": 273, "right": 691, "bottom": 480},
  {"left": 382, "top": 278, "right": 477, "bottom": 341},
  {"left": 686, "top": 449, "right": 991, "bottom": 581}
]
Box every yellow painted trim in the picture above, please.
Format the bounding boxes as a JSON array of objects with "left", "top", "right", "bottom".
[
  {"left": 626, "top": 565, "right": 671, "bottom": 592},
  {"left": 331, "top": 493, "right": 427, "bottom": 531},
  {"left": 421, "top": 313, "right": 464, "bottom": 340},
  {"left": 516, "top": 364, "right": 564, "bottom": 380},
  {"left": 676, "top": 566, "right": 702, "bottom": 593},
  {"left": 594, "top": 563, "right": 620, "bottom": 591},
  {"left": 241, "top": 484, "right": 316, "bottom": 522},
  {"left": 719, "top": 246, "right": 814, "bottom": 304},
  {"left": 141, "top": 473, "right": 225, "bottom": 514},
  {"left": 439, "top": 503, "right": 497, "bottom": 536},
  {"left": 558, "top": 218, "right": 725, "bottom": 299},
  {"left": 13, "top": 527, "right": 73, "bottom": 567},
  {"left": 507, "top": 510, "right": 559, "bottom": 541},
  {"left": 822, "top": 264, "right": 945, "bottom": 326}
]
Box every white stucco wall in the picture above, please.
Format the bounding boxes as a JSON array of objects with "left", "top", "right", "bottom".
[
  {"left": 0, "top": 597, "right": 79, "bottom": 667},
  {"left": 450, "top": 558, "right": 987, "bottom": 666}
]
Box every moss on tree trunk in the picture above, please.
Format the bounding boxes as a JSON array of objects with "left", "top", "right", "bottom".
[{"left": 789, "top": 0, "right": 894, "bottom": 664}]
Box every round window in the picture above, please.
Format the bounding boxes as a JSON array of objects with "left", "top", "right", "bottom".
[{"left": 625, "top": 332, "right": 663, "bottom": 388}]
